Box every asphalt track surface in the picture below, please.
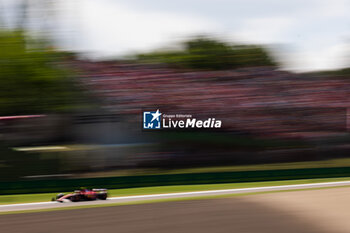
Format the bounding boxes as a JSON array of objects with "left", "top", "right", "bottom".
[
  {"left": 3, "top": 186, "right": 350, "bottom": 233},
  {"left": 1, "top": 180, "right": 350, "bottom": 213}
]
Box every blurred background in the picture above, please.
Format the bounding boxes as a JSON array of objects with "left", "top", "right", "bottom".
[{"left": 0, "top": 0, "right": 349, "bottom": 194}]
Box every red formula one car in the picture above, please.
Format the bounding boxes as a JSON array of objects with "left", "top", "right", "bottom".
[{"left": 52, "top": 188, "right": 108, "bottom": 202}]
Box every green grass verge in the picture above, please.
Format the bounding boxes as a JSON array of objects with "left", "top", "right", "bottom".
[
  {"left": 1, "top": 177, "right": 350, "bottom": 205},
  {"left": 2, "top": 184, "right": 350, "bottom": 216}
]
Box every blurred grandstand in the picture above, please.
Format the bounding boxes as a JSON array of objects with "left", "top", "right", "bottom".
[{"left": 71, "top": 59, "right": 349, "bottom": 139}]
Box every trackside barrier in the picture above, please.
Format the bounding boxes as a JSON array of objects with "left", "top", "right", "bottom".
[{"left": 1, "top": 166, "right": 350, "bottom": 195}]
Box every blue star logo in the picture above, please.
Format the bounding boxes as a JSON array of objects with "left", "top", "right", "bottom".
[{"left": 143, "top": 109, "right": 162, "bottom": 129}]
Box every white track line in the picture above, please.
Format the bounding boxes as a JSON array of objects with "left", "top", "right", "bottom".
[
  {"left": 0, "top": 201, "right": 55, "bottom": 208},
  {"left": 1, "top": 180, "right": 350, "bottom": 210},
  {"left": 107, "top": 180, "right": 350, "bottom": 200}
]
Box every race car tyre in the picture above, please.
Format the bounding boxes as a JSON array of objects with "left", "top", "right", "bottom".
[{"left": 97, "top": 193, "right": 107, "bottom": 200}]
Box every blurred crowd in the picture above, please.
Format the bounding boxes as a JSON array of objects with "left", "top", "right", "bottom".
[{"left": 73, "top": 60, "right": 350, "bottom": 139}]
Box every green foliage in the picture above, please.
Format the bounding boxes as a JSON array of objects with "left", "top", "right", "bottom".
[
  {"left": 137, "top": 37, "right": 276, "bottom": 70},
  {"left": 0, "top": 30, "right": 80, "bottom": 115}
]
